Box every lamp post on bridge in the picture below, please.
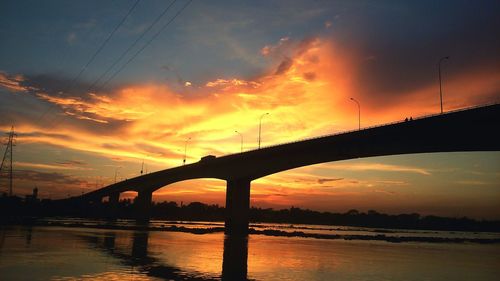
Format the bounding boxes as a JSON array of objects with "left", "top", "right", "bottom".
[
  {"left": 438, "top": 56, "right": 450, "bottom": 114},
  {"left": 235, "top": 130, "right": 243, "bottom": 153},
  {"left": 183, "top": 137, "right": 191, "bottom": 165},
  {"left": 114, "top": 166, "right": 121, "bottom": 184},
  {"left": 350, "top": 97, "right": 360, "bottom": 130},
  {"left": 258, "top": 112, "right": 269, "bottom": 149}
]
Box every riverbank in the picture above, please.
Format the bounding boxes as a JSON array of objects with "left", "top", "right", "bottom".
[{"left": 3, "top": 217, "right": 500, "bottom": 244}]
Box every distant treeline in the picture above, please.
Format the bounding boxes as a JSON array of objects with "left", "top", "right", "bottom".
[{"left": 1, "top": 196, "right": 499, "bottom": 232}]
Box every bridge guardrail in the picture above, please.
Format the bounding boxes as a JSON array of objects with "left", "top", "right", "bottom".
[{"left": 223, "top": 102, "right": 499, "bottom": 156}]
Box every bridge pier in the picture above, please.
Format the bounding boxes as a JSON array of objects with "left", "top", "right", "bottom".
[
  {"left": 109, "top": 192, "right": 120, "bottom": 205},
  {"left": 135, "top": 191, "right": 152, "bottom": 222},
  {"left": 225, "top": 178, "right": 251, "bottom": 235},
  {"left": 108, "top": 192, "right": 120, "bottom": 219}
]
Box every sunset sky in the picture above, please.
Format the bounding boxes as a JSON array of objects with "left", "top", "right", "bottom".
[{"left": 0, "top": 0, "right": 499, "bottom": 218}]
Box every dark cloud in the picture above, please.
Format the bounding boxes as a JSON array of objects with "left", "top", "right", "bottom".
[
  {"left": 260, "top": 37, "right": 292, "bottom": 57},
  {"left": 332, "top": 1, "right": 500, "bottom": 107},
  {"left": 20, "top": 73, "right": 118, "bottom": 101},
  {"left": 275, "top": 57, "right": 293, "bottom": 75},
  {"left": 18, "top": 131, "right": 76, "bottom": 142},
  {"left": 13, "top": 169, "right": 87, "bottom": 185},
  {"left": 317, "top": 178, "right": 343, "bottom": 184},
  {"left": 251, "top": 193, "right": 289, "bottom": 199},
  {"left": 260, "top": 36, "right": 322, "bottom": 77},
  {"left": 161, "top": 64, "right": 188, "bottom": 87},
  {"left": 133, "top": 142, "right": 181, "bottom": 159},
  {"left": 0, "top": 72, "right": 130, "bottom": 135},
  {"left": 303, "top": 72, "right": 316, "bottom": 81},
  {"left": 101, "top": 143, "right": 120, "bottom": 150},
  {"left": 55, "top": 159, "right": 87, "bottom": 166},
  {"left": 296, "top": 37, "right": 320, "bottom": 56}
]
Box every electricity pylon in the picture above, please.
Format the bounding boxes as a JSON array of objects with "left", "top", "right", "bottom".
[{"left": 0, "top": 126, "right": 16, "bottom": 196}]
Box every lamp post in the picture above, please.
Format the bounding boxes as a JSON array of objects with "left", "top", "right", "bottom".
[
  {"left": 258, "top": 112, "right": 269, "bottom": 149},
  {"left": 183, "top": 137, "right": 191, "bottom": 165},
  {"left": 235, "top": 130, "right": 243, "bottom": 153},
  {"left": 114, "top": 166, "right": 121, "bottom": 184},
  {"left": 438, "top": 56, "right": 450, "bottom": 114},
  {"left": 350, "top": 97, "right": 360, "bottom": 130}
]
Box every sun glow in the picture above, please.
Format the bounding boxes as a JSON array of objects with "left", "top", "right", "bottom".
[{"left": 1, "top": 37, "right": 498, "bottom": 212}]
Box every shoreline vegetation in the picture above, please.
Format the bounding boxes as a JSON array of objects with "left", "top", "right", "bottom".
[{"left": 1, "top": 196, "right": 500, "bottom": 244}]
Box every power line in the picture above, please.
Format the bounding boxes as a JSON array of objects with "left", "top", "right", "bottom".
[
  {"left": 37, "top": 0, "right": 141, "bottom": 126},
  {"left": 98, "top": 0, "right": 193, "bottom": 91},
  {"left": 41, "top": 0, "right": 193, "bottom": 133},
  {"left": 67, "top": 0, "right": 141, "bottom": 91},
  {"left": 87, "top": 0, "right": 178, "bottom": 93}
]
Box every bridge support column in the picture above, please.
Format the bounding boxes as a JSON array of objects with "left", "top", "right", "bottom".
[
  {"left": 109, "top": 192, "right": 120, "bottom": 205},
  {"left": 108, "top": 192, "right": 120, "bottom": 219},
  {"left": 225, "top": 178, "right": 251, "bottom": 235},
  {"left": 135, "top": 191, "right": 152, "bottom": 222}
]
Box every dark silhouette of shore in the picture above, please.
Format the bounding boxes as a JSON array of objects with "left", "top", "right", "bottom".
[{"left": 1, "top": 195, "right": 500, "bottom": 232}]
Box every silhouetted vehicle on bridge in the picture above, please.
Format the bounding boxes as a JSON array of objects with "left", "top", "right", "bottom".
[{"left": 200, "top": 155, "right": 216, "bottom": 162}]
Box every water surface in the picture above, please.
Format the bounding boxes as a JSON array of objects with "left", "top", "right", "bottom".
[{"left": 1, "top": 222, "right": 499, "bottom": 280}]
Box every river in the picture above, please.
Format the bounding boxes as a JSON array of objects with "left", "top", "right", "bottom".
[{"left": 1, "top": 219, "right": 499, "bottom": 280}]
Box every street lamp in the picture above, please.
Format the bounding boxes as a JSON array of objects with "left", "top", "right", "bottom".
[
  {"left": 438, "top": 56, "right": 450, "bottom": 114},
  {"left": 114, "top": 166, "right": 121, "bottom": 183},
  {"left": 258, "top": 112, "right": 269, "bottom": 149},
  {"left": 235, "top": 130, "right": 243, "bottom": 153},
  {"left": 350, "top": 97, "right": 360, "bottom": 130},
  {"left": 183, "top": 137, "right": 191, "bottom": 165}
]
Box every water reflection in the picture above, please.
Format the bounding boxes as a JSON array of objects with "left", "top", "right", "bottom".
[
  {"left": 103, "top": 231, "right": 115, "bottom": 249},
  {"left": 24, "top": 225, "right": 33, "bottom": 246},
  {"left": 222, "top": 234, "right": 248, "bottom": 281},
  {"left": 77, "top": 224, "right": 251, "bottom": 280},
  {"left": 1, "top": 225, "right": 500, "bottom": 280},
  {"left": 81, "top": 229, "right": 230, "bottom": 280},
  {"left": 132, "top": 231, "right": 149, "bottom": 260},
  {"left": 0, "top": 228, "right": 5, "bottom": 250}
]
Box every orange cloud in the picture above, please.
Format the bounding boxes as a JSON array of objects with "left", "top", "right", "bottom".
[
  {"left": 14, "top": 161, "right": 93, "bottom": 171},
  {"left": 205, "top": 78, "right": 261, "bottom": 89},
  {"left": 260, "top": 36, "right": 290, "bottom": 56},
  {"left": 6, "top": 37, "right": 498, "bottom": 166},
  {"left": 322, "top": 162, "right": 431, "bottom": 175},
  {"left": 0, "top": 72, "right": 26, "bottom": 92},
  {"left": 2, "top": 36, "right": 499, "bottom": 209}
]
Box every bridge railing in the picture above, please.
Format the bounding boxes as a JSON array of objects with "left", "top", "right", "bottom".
[{"left": 222, "top": 102, "right": 498, "bottom": 156}]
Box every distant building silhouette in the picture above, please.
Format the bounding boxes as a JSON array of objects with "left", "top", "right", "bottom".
[{"left": 25, "top": 187, "right": 38, "bottom": 203}]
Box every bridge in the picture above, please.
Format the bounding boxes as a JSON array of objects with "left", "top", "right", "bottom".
[{"left": 69, "top": 104, "right": 500, "bottom": 235}]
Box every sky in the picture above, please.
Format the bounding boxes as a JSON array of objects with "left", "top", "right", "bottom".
[{"left": 0, "top": 0, "right": 499, "bottom": 219}]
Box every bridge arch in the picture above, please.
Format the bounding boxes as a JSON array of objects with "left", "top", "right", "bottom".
[{"left": 151, "top": 178, "right": 227, "bottom": 205}]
